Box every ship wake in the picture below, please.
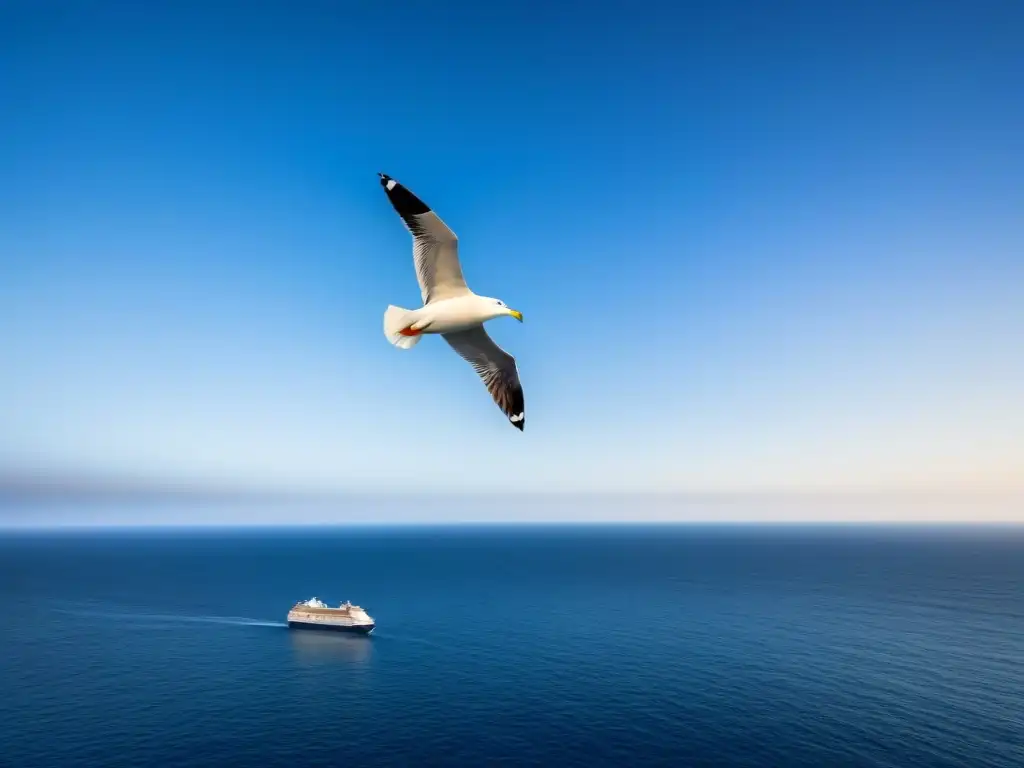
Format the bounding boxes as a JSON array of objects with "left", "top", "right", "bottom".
[{"left": 55, "top": 605, "right": 285, "bottom": 629}]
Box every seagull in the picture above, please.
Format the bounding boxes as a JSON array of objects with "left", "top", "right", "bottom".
[{"left": 378, "top": 172, "right": 526, "bottom": 431}]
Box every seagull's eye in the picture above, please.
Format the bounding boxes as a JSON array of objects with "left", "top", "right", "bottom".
[{"left": 496, "top": 300, "right": 504, "bottom": 306}]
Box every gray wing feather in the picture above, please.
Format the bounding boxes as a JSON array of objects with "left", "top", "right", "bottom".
[
  {"left": 378, "top": 174, "right": 470, "bottom": 304},
  {"left": 409, "top": 213, "right": 469, "bottom": 304},
  {"left": 443, "top": 326, "right": 526, "bottom": 431}
]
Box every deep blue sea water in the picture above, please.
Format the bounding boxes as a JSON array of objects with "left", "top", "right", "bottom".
[{"left": 3, "top": 525, "right": 1024, "bottom": 767}]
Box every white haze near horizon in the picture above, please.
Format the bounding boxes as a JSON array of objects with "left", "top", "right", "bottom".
[{"left": 1, "top": 494, "right": 1022, "bottom": 529}]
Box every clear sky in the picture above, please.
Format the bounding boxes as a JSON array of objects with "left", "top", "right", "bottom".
[{"left": 1, "top": 0, "right": 1022, "bottom": 504}]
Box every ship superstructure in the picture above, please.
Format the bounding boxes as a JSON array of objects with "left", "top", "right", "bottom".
[{"left": 287, "top": 597, "right": 375, "bottom": 634}]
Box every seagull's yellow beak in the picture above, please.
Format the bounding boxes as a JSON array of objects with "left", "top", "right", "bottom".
[{"left": 509, "top": 309, "right": 524, "bottom": 322}]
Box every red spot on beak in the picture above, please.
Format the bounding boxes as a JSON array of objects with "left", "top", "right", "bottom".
[{"left": 398, "top": 327, "right": 421, "bottom": 337}]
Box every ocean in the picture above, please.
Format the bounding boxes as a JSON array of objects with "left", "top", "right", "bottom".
[{"left": 2, "top": 525, "right": 1023, "bottom": 767}]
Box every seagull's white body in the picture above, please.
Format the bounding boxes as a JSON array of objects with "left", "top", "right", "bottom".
[
  {"left": 393, "top": 295, "right": 514, "bottom": 336},
  {"left": 377, "top": 173, "right": 527, "bottom": 431}
]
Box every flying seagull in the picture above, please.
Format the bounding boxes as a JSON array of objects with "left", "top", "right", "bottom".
[{"left": 378, "top": 172, "right": 526, "bottom": 431}]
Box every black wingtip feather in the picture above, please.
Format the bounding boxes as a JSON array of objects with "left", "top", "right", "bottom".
[
  {"left": 377, "top": 172, "right": 430, "bottom": 218},
  {"left": 507, "top": 389, "right": 525, "bottom": 431}
]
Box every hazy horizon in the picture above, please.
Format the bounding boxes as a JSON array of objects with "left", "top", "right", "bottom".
[{"left": 2, "top": 489, "right": 1021, "bottom": 529}]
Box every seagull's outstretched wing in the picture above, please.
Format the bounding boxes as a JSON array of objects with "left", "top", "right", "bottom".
[
  {"left": 379, "top": 173, "right": 470, "bottom": 304},
  {"left": 443, "top": 326, "right": 525, "bottom": 431}
]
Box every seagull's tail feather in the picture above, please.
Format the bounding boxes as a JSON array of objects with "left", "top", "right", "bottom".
[{"left": 384, "top": 305, "right": 422, "bottom": 349}]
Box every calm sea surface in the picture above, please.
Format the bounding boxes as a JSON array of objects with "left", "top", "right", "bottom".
[{"left": 2, "top": 525, "right": 1023, "bottom": 767}]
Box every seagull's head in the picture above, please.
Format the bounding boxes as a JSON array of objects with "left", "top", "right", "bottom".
[{"left": 481, "top": 296, "right": 523, "bottom": 323}]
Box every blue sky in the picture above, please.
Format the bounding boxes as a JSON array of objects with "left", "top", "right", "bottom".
[{"left": 1, "top": 0, "right": 1022, "bottom": 502}]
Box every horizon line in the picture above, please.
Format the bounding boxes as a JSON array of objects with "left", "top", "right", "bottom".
[
  {"left": 4, "top": 519, "right": 1024, "bottom": 533},
  {"left": 2, "top": 472, "right": 1022, "bottom": 504}
]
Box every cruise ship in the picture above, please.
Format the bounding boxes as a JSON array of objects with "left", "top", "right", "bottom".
[{"left": 287, "top": 597, "right": 376, "bottom": 634}]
